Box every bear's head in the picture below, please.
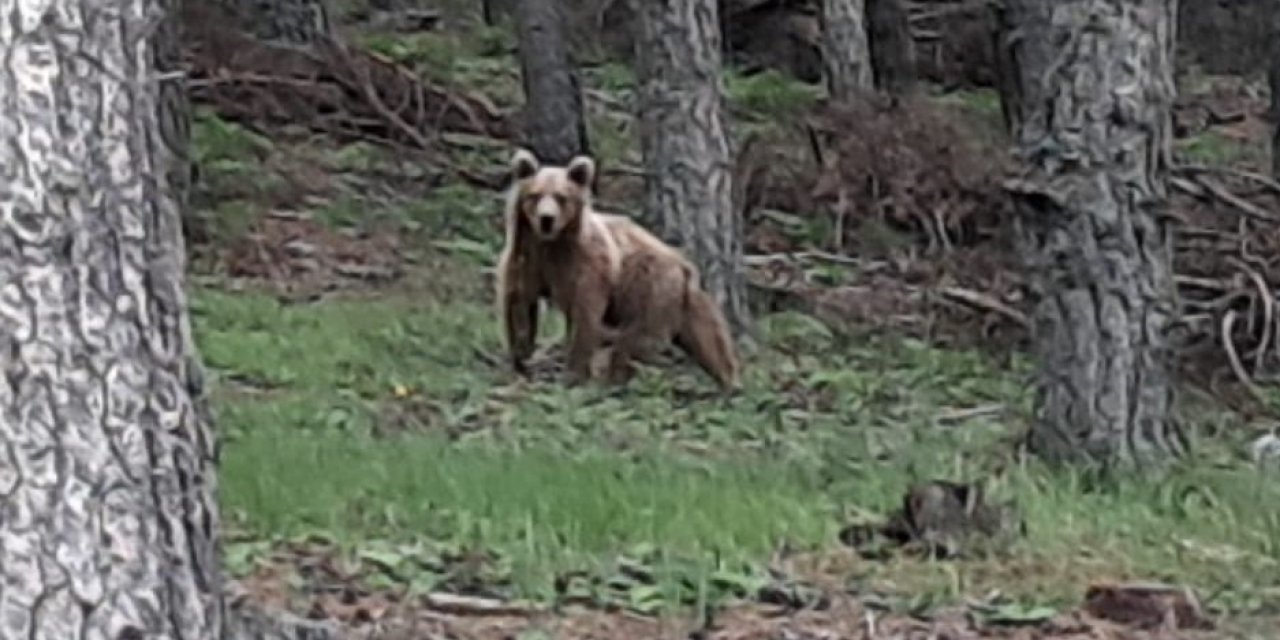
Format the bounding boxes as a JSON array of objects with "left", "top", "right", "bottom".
[{"left": 509, "top": 148, "right": 596, "bottom": 241}]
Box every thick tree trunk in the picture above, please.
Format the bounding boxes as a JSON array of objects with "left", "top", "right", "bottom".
[
  {"left": 820, "top": 0, "right": 874, "bottom": 100},
  {"left": 0, "top": 0, "right": 336, "bottom": 638},
  {"left": 515, "top": 0, "right": 591, "bottom": 165},
  {"left": 218, "top": 0, "right": 334, "bottom": 47},
  {"left": 1001, "top": 0, "right": 1183, "bottom": 468},
  {"left": 633, "top": 0, "right": 749, "bottom": 334},
  {"left": 1270, "top": 0, "right": 1280, "bottom": 180},
  {"left": 865, "top": 0, "right": 916, "bottom": 95}
]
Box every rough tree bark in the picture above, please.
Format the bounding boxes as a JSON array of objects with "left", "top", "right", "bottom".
[
  {"left": 1000, "top": 0, "right": 1183, "bottom": 468},
  {"left": 217, "top": 0, "right": 334, "bottom": 47},
  {"left": 1270, "top": 0, "right": 1280, "bottom": 180},
  {"left": 633, "top": 0, "right": 749, "bottom": 334},
  {"left": 0, "top": 0, "right": 335, "bottom": 638},
  {"left": 865, "top": 0, "right": 916, "bottom": 95},
  {"left": 515, "top": 0, "right": 591, "bottom": 165},
  {"left": 819, "top": 0, "right": 875, "bottom": 100}
]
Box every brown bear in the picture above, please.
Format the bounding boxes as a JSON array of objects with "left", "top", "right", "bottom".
[
  {"left": 596, "top": 216, "right": 741, "bottom": 391},
  {"left": 494, "top": 148, "right": 740, "bottom": 390},
  {"left": 494, "top": 148, "right": 620, "bottom": 384}
]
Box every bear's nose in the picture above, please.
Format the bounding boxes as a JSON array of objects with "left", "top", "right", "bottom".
[{"left": 538, "top": 215, "right": 555, "bottom": 234}]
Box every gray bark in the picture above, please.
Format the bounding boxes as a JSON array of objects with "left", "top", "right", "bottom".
[
  {"left": 0, "top": 0, "right": 337, "bottom": 637},
  {"left": 515, "top": 0, "right": 591, "bottom": 165},
  {"left": 865, "top": 0, "right": 916, "bottom": 95},
  {"left": 820, "top": 0, "right": 875, "bottom": 100},
  {"left": 1001, "top": 0, "right": 1183, "bottom": 469},
  {"left": 633, "top": 0, "right": 749, "bottom": 334},
  {"left": 1271, "top": 0, "right": 1280, "bottom": 180},
  {"left": 219, "top": 0, "right": 334, "bottom": 47}
]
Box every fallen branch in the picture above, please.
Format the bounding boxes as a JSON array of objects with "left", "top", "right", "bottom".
[
  {"left": 1228, "top": 257, "right": 1275, "bottom": 371},
  {"left": 937, "top": 286, "right": 1029, "bottom": 329},
  {"left": 1221, "top": 310, "right": 1266, "bottom": 402},
  {"left": 184, "top": 10, "right": 508, "bottom": 152},
  {"left": 1179, "top": 174, "right": 1280, "bottom": 224},
  {"left": 1175, "top": 164, "right": 1280, "bottom": 196},
  {"left": 422, "top": 592, "right": 540, "bottom": 617},
  {"left": 934, "top": 403, "right": 1006, "bottom": 426}
]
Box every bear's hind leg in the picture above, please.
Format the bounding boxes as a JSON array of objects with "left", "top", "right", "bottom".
[
  {"left": 675, "top": 289, "right": 741, "bottom": 392},
  {"left": 563, "top": 276, "right": 612, "bottom": 385}
]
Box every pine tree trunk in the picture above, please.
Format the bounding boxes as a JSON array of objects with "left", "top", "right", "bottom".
[
  {"left": 1001, "top": 0, "right": 1183, "bottom": 469},
  {"left": 218, "top": 0, "right": 334, "bottom": 47},
  {"left": 1270, "top": 0, "right": 1280, "bottom": 180},
  {"left": 820, "top": 0, "right": 874, "bottom": 100},
  {"left": 633, "top": 0, "right": 748, "bottom": 334},
  {"left": 865, "top": 0, "right": 916, "bottom": 95},
  {"left": 0, "top": 0, "right": 335, "bottom": 637},
  {"left": 515, "top": 0, "right": 591, "bottom": 165}
]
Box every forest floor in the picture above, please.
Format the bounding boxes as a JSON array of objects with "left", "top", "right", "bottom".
[{"left": 188, "top": 6, "right": 1280, "bottom": 639}]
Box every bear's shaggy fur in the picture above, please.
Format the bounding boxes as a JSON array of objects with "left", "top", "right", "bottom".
[
  {"left": 494, "top": 148, "right": 740, "bottom": 390},
  {"left": 495, "top": 149, "right": 620, "bottom": 383},
  {"left": 596, "top": 215, "right": 740, "bottom": 390}
]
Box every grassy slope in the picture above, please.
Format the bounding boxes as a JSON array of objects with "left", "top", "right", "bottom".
[
  {"left": 198, "top": 277, "right": 1280, "bottom": 614},
  {"left": 192, "top": 19, "right": 1280, "bottom": 621}
]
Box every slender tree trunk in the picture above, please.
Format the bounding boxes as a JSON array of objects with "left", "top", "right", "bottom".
[
  {"left": 1000, "top": 0, "right": 1183, "bottom": 469},
  {"left": 633, "top": 0, "right": 748, "bottom": 334},
  {"left": 483, "top": 0, "right": 515, "bottom": 26},
  {"left": 1270, "top": 0, "right": 1280, "bottom": 180},
  {"left": 820, "top": 0, "right": 874, "bottom": 100},
  {"left": 0, "top": 0, "right": 334, "bottom": 637},
  {"left": 515, "top": 0, "right": 591, "bottom": 165},
  {"left": 865, "top": 0, "right": 916, "bottom": 95}
]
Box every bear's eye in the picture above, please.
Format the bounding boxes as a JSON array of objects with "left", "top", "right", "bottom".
[
  {"left": 521, "top": 194, "right": 540, "bottom": 209},
  {"left": 553, "top": 194, "right": 567, "bottom": 207}
]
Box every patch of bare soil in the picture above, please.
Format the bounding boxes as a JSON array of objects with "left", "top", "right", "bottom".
[
  {"left": 227, "top": 534, "right": 1239, "bottom": 640},
  {"left": 238, "top": 569, "right": 1232, "bottom": 640}
]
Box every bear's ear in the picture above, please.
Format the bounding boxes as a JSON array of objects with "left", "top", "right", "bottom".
[
  {"left": 566, "top": 155, "right": 596, "bottom": 189},
  {"left": 511, "top": 148, "right": 540, "bottom": 181}
]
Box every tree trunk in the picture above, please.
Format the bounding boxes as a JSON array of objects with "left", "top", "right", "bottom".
[
  {"left": 1270, "top": 0, "right": 1280, "bottom": 180},
  {"left": 865, "top": 0, "right": 916, "bottom": 95},
  {"left": 483, "top": 0, "right": 516, "bottom": 26},
  {"left": 820, "top": 0, "right": 875, "bottom": 100},
  {"left": 218, "top": 0, "right": 335, "bottom": 47},
  {"left": 0, "top": 0, "right": 335, "bottom": 637},
  {"left": 1000, "top": 0, "right": 1183, "bottom": 469},
  {"left": 515, "top": 0, "right": 592, "bottom": 165},
  {"left": 633, "top": 0, "right": 749, "bottom": 334}
]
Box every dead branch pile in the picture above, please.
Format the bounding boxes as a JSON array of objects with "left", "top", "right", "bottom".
[
  {"left": 806, "top": 95, "right": 1010, "bottom": 253},
  {"left": 183, "top": 6, "right": 508, "bottom": 151},
  {"left": 1170, "top": 166, "right": 1280, "bottom": 398},
  {"left": 740, "top": 93, "right": 1280, "bottom": 400}
]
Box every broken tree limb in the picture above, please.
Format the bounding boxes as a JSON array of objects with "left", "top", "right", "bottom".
[
  {"left": 184, "top": 4, "right": 508, "bottom": 151},
  {"left": 937, "top": 286, "right": 1029, "bottom": 329},
  {"left": 1175, "top": 173, "right": 1280, "bottom": 223}
]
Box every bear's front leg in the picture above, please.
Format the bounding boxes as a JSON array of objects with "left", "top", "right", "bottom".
[
  {"left": 505, "top": 288, "right": 539, "bottom": 375},
  {"left": 499, "top": 251, "right": 541, "bottom": 375},
  {"left": 564, "top": 284, "right": 609, "bottom": 385}
]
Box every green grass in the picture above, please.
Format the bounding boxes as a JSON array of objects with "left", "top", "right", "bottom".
[
  {"left": 724, "top": 69, "right": 821, "bottom": 123},
  {"left": 355, "top": 26, "right": 522, "bottom": 107},
  {"left": 197, "top": 274, "right": 1280, "bottom": 617},
  {"left": 188, "top": 25, "right": 1280, "bottom": 620},
  {"left": 1176, "top": 129, "right": 1269, "bottom": 168}
]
